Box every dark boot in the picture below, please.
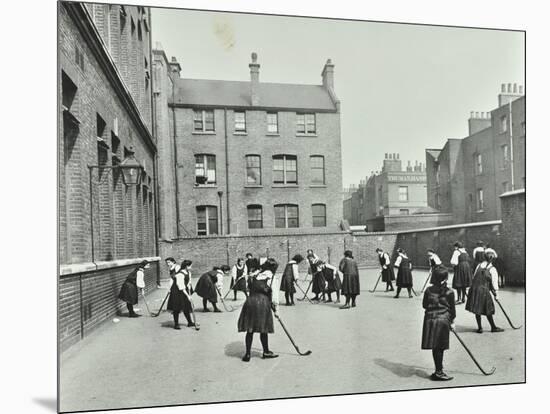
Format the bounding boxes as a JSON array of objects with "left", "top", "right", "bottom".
[
  {"left": 203, "top": 298, "right": 210, "bottom": 312},
  {"left": 475, "top": 314, "right": 483, "bottom": 333},
  {"left": 407, "top": 288, "right": 413, "bottom": 298},
  {"left": 173, "top": 312, "right": 181, "bottom": 330},
  {"left": 394, "top": 287, "right": 401, "bottom": 298}
]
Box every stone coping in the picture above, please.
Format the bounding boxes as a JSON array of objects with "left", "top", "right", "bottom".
[{"left": 60, "top": 256, "right": 161, "bottom": 277}]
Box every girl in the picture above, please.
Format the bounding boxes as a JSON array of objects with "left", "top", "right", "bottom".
[
  {"left": 238, "top": 258, "right": 280, "bottom": 362},
  {"left": 450, "top": 242, "right": 472, "bottom": 304},
  {"left": 118, "top": 260, "right": 149, "bottom": 317},
  {"left": 167, "top": 260, "right": 196, "bottom": 329},
  {"left": 427, "top": 249, "right": 442, "bottom": 284},
  {"left": 321, "top": 261, "right": 342, "bottom": 303},
  {"left": 339, "top": 250, "right": 360, "bottom": 309},
  {"left": 465, "top": 251, "right": 504, "bottom": 333},
  {"left": 195, "top": 265, "right": 230, "bottom": 312},
  {"left": 280, "top": 254, "right": 304, "bottom": 306},
  {"left": 230, "top": 258, "right": 248, "bottom": 301},
  {"left": 307, "top": 250, "right": 326, "bottom": 301},
  {"left": 421, "top": 265, "right": 456, "bottom": 381},
  {"left": 473, "top": 241, "right": 486, "bottom": 267},
  {"left": 394, "top": 248, "right": 413, "bottom": 298},
  {"left": 376, "top": 247, "right": 395, "bottom": 292},
  {"left": 245, "top": 253, "right": 260, "bottom": 276}
]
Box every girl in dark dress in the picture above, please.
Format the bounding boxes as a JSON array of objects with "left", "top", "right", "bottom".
[
  {"left": 195, "top": 265, "right": 230, "bottom": 312},
  {"left": 465, "top": 251, "right": 504, "bottom": 333},
  {"left": 376, "top": 248, "right": 395, "bottom": 292},
  {"left": 427, "top": 249, "right": 442, "bottom": 284},
  {"left": 118, "top": 260, "right": 149, "bottom": 317},
  {"left": 238, "top": 258, "right": 280, "bottom": 362},
  {"left": 321, "top": 261, "right": 342, "bottom": 303},
  {"left": 450, "top": 242, "right": 472, "bottom": 304},
  {"left": 339, "top": 250, "right": 360, "bottom": 309},
  {"left": 421, "top": 266, "right": 456, "bottom": 381},
  {"left": 280, "top": 254, "right": 304, "bottom": 306},
  {"left": 245, "top": 253, "right": 260, "bottom": 276},
  {"left": 167, "top": 260, "right": 195, "bottom": 329},
  {"left": 307, "top": 250, "right": 326, "bottom": 301},
  {"left": 230, "top": 258, "right": 248, "bottom": 301},
  {"left": 394, "top": 249, "right": 413, "bottom": 298}
]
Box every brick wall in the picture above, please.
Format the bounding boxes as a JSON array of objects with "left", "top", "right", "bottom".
[
  {"left": 499, "top": 190, "right": 525, "bottom": 284},
  {"left": 59, "top": 260, "right": 160, "bottom": 351},
  {"left": 366, "top": 213, "right": 454, "bottom": 232}
]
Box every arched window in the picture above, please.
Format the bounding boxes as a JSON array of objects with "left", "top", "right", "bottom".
[
  {"left": 274, "top": 204, "right": 299, "bottom": 228},
  {"left": 247, "top": 205, "right": 263, "bottom": 229},
  {"left": 312, "top": 204, "right": 326, "bottom": 227}
]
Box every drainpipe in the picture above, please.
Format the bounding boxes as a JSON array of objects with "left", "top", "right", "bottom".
[
  {"left": 224, "top": 108, "right": 231, "bottom": 234},
  {"left": 508, "top": 102, "right": 515, "bottom": 191},
  {"left": 171, "top": 82, "right": 181, "bottom": 237}
]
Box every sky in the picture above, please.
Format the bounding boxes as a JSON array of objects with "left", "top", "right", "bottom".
[{"left": 151, "top": 7, "right": 524, "bottom": 187}]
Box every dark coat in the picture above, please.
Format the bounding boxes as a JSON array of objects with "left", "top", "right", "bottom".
[
  {"left": 246, "top": 258, "right": 260, "bottom": 274},
  {"left": 118, "top": 270, "right": 138, "bottom": 305},
  {"left": 280, "top": 262, "right": 297, "bottom": 294},
  {"left": 237, "top": 276, "right": 274, "bottom": 333},
  {"left": 195, "top": 270, "right": 219, "bottom": 303},
  {"left": 466, "top": 264, "right": 496, "bottom": 315},
  {"left": 339, "top": 257, "right": 360, "bottom": 295},
  {"left": 421, "top": 285, "right": 456, "bottom": 350},
  {"left": 323, "top": 265, "right": 342, "bottom": 292}
]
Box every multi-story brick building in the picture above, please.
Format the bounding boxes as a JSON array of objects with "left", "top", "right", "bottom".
[
  {"left": 425, "top": 84, "right": 525, "bottom": 224},
  {"left": 58, "top": 2, "right": 159, "bottom": 350},
  {"left": 153, "top": 48, "right": 343, "bottom": 239}
]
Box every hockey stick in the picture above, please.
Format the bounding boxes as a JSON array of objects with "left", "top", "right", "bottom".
[
  {"left": 451, "top": 328, "right": 496, "bottom": 376},
  {"left": 187, "top": 295, "right": 201, "bottom": 331},
  {"left": 493, "top": 296, "right": 522, "bottom": 330},
  {"left": 215, "top": 286, "right": 235, "bottom": 312},
  {"left": 151, "top": 291, "right": 170, "bottom": 317},
  {"left": 140, "top": 290, "right": 153, "bottom": 316},
  {"left": 297, "top": 280, "right": 313, "bottom": 301},
  {"left": 411, "top": 286, "right": 419, "bottom": 297},
  {"left": 369, "top": 272, "right": 382, "bottom": 293},
  {"left": 223, "top": 275, "right": 247, "bottom": 300},
  {"left": 274, "top": 313, "right": 312, "bottom": 356},
  {"left": 421, "top": 270, "right": 432, "bottom": 293},
  {"left": 294, "top": 280, "right": 316, "bottom": 304}
]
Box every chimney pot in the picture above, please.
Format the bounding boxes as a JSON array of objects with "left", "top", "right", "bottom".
[
  {"left": 385, "top": 153, "right": 388, "bottom": 159},
  {"left": 475, "top": 111, "right": 479, "bottom": 118},
  {"left": 507, "top": 83, "right": 512, "bottom": 93},
  {"left": 470, "top": 111, "right": 474, "bottom": 118},
  {"left": 519, "top": 85, "right": 524, "bottom": 94},
  {"left": 501, "top": 84, "right": 506, "bottom": 92},
  {"left": 513, "top": 83, "right": 518, "bottom": 93}
]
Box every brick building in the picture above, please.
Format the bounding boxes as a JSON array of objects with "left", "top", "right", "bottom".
[
  {"left": 58, "top": 2, "right": 159, "bottom": 349},
  {"left": 153, "top": 48, "right": 343, "bottom": 239},
  {"left": 425, "top": 84, "right": 526, "bottom": 224}
]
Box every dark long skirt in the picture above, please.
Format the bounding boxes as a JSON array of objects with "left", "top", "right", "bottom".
[
  {"left": 421, "top": 310, "right": 451, "bottom": 350},
  {"left": 396, "top": 267, "right": 413, "bottom": 288},
  {"left": 312, "top": 271, "right": 326, "bottom": 295},
  {"left": 381, "top": 267, "right": 395, "bottom": 283},
  {"left": 465, "top": 285, "right": 495, "bottom": 315},
  {"left": 230, "top": 276, "right": 248, "bottom": 292},
  {"left": 279, "top": 275, "right": 296, "bottom": 294},
  {"left": 118, "top": 280, "right": 138, "bottom": 305},
  {"left": 195, "top": 274, "right": 218, "bottom": 303},
  {"left": 452, "top": 262, "right": 472, "bottom": 288},
  {"left": 237, "top": 293, "right": 274, "bottom": 333},
  {"left": 324, "top": 268, "right": 342, "bottom": 293},
  {"left": 341, "top": 273, "right": 360, "bottom": 295},
  {"left": 167, "top": 284, "right": 191, "bottom": 313}
]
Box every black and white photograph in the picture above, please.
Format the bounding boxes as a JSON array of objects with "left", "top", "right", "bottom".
[{"left": 18, "top": 0, "right": 538, "bottom": 412}]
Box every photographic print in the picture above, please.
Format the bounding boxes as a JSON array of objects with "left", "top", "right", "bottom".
[{"left": 57, "top": 1, "right": 525, "bottom": 412}]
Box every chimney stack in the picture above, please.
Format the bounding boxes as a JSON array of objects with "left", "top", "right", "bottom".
[
  {"left": 321, "top": 58, "right": 335, "bottom": 90},
  {"left": 169, "top": 56, "right": 182, "bottom": 78},
  {"left": 498, "top": 82, "right": 524, "bottom": 107},
  {"left": 249, "top": 52, "right": 260, "bottom": 106}
]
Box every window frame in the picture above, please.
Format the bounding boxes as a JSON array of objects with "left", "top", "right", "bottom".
[
  {"left": 474, "top": 153, "right": 483, "bottom": 175},
  {"left": 193, "top": 109, "right": 215, "bottom": 132},
  {"left": 195, "top": 154, "right": 217, "bottom": 185},
  {"left": 267, "top": 112, "right": 279, "bottom": 134},
  {"left": 398, "top": 186, "right": 409, "bottom": 202},
  {"left": 476, "top": 188, "right": 484, "bottom": 212},
  {"left": 272, "top": 155, "right": 298, "bottom": 185},
  {"left": 274, "top": 204, "right": 299, "bottom": 228},
  {"left": 500, "top": 115, "right": 508, "bottom": 133},
  {"left": 296, "top": 113, "right": 316, "bottom": 135},
  {"left": 310, "top": 155, "right": 326, "bottom": 185},
  {"left": 245, "top": 155, "right": 262, "bottom": 185},
  {"left": 247, "top": 205, "right": 263, "bottom": 229},
  {"left": 312, "top": 203, "right": 327, "bottom": 227},
  {"left": 196, "top": 205, "right": 218, "bottom": 236},
  {"left": 234, "top": 111, "right": 247, "bottom": 133}
]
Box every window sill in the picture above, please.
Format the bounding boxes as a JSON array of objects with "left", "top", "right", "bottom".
[
  {"left": 192, "top": 131, "right": 216, "bottom": 135},
  {"left": 244, "top": 185, "right": 263, "bottom": 188},
  {"left": 194, "top": 184, "right": 218, "bottom": 188},
  {"left": 272, "top": 184, "right": 299, "bottom": 188},
  {"left": 476, "top": 210, "right": 485, "bottom": 213},
  {"left": 309, "top": 184, "right": 327, "bottom": 188},
  {"left": 296, "top": 133, "right": 318, "bottom": 137},
  {"left": 233, "top": 131, "right": 248, "bottom": 136},
  {"left": 266, "top": 133, "right": 280, "bottom": 136}
]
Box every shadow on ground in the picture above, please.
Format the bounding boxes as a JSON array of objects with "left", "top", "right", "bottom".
[
  {"left": 374, "top": 358, "right": 430, "bottom": 379},
  {"left": 224, "top": 341, "right": 262, "bottom": 359},
  {"left": 32, "top": 397, "right": 57, "bottom": 412}
]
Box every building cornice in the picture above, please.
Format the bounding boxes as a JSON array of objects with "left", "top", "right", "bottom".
[
  {"left": 63, "top": 2, "right": 156, "bottom": 154},
  {"left": 169, "top": 102, "right": 338, "bottom": 113}
]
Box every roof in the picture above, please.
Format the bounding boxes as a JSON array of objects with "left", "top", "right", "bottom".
[
  {"left": 171, "top": 79, "right": 337, "bottom": 111},
  {"left": 426, "top": 149, "right": 442, "bottom": 161}
]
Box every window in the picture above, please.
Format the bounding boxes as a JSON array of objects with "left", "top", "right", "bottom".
[
  {"left": 245, "top": 155, "right": 261, "bottom": 185},
  {"left": 234, "top": 111, "right": 246, "bottom": 132},
  {"left": 312, "top": 204, "right": 326, "bottom": 227},
  {"left": 267, "top": 112, "right": 278, "bottom": 133},
  {"left": 195, "top": 154, "right": 216, "bottom": 184},
  {"left": 247, "top": 205, "right": 263, "bottom": 229},
  {"left": 196, "top": 206, "right": 218, "bottom": 235},
  {"left": 275, "top": 204, "right": 299, "bottom": 228},
  {"left": 398, "top": 186, "right": 409, "bottom": 202},
  {"left": 273, "top": 155, "right": 297, "bottom": 184},
  {"left": 119, "top": 6, "right": 127, "bottom": 33},
  {"left": 500, "top": 115, "right": 508, "bottom": 133},
  {"left": 399, "top": 209, "right": 410, "bottom": 215},
  {"left": 474, "top": 153, "right": 483, "bottom": 175},
  {"left": 296, "top": 113, "right": 316, "bottom": 134},
  {"left": 502, "top": 182, "right": 509, "bottom": 193},
  {"left": 310, "top": 156, "right": 325, "bottom": 185},
  {"left": 75, "top": 46, "right": 85, "bottom": 71},
  {"left": 476, "top": 189, "right": 484, "bottom": 211},
  {"left": 131, "top": 17, "right": 135, "bottom": 37},
  {"left": 62, "top": 72, "right": 77, "bottom": 110},
  {"left": 193, "top": 109, "right": 215, "bottom": 132},
  {"left": 137, "top": 21, "right": 142, "bottom": 41},
  {"left": 501, "top": 144, "right": 509, "bottom": 165},
  {"left": 96, "top": 113, "right": 106, "bottom": 141},
  {"left": 435, "top": 164, "right": 440, "bottom": 185}
]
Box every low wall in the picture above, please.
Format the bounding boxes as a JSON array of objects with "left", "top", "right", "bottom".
[
  {"left": 59, "top": 258, "right": 160, "bottom": 351},
  {"left": 499, "top": 190, "right": 525, "bottom": 284},
  {"left": 366, "top": 213, "right": 454, "bottom": 232}
]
